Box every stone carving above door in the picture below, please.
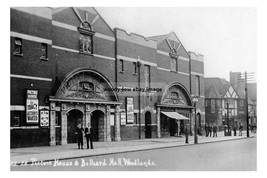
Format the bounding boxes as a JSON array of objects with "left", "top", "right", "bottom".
[{"left": 57, "top": 71, "right": 115, "bottom": 101}]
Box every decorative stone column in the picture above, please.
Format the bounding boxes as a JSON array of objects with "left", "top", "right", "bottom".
[
  {"left": 61, "top": 103, "right": 67, "bottom": 145},
  {"left": 103, "top": 110, "right": 107, "bottom": 141},
  {"left": 156, "top": 107, "right": 161, "bottom": 138},
  {"left": 114, "top": 105, "right": 121, "bottom": 141},
  {"left": 106, "top": 105, "right": 111, "bottom": 141},
  {"left": 85, "top": 104, "right": 91, "bottom": 127},
  {"left": 49, "top": 102, "right": 56, "bottom": 146}
]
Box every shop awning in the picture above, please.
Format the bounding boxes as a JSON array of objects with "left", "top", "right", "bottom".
[{"left": 161, "top": 111, "right": 190, "bottom": 120}]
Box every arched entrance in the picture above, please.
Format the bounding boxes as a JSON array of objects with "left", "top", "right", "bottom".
[
  {"left": 145, "top": 112, "right": 152, "bottom": 138},
  {"left": 67, "top": 109, "right": 83, "bottom": 143},
  {"left": 91, "top": 110, "right": 104, "bottom": 141}
]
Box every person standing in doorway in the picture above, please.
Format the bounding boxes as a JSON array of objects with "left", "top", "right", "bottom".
[
  {"left": 209, "top": 124, "right": 212, "bottom": 137},
  {"left": 75, "top": 124, "right": 84, "bottom": 149},
  {"left": 185, "top": 124, "right": 189, "bottom": 144},
  {"left": 84, "top": 124, "right": 90, "bottom": 149}
]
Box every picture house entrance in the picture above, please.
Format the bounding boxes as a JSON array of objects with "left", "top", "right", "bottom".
[
  {"left": 67, "top": 109, "right": 83, "bottom": 143},
  {"left": 90, "top": 110, "right": 104, "bottom": 141}
]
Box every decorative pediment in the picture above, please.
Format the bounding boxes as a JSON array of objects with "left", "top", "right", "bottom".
[
  {"left": 166, "top": 32, "right": 181, "bottom": 57},
  {"left": 162, "top": 85, "right": 189, "bottom": 105},
  {"left": 56, "top": 71, "right": 115, "bottom": 101}
]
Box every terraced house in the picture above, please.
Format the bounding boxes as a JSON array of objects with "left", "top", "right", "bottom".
[{"left": 10, "top": 7, "right": 205, "bottom": 148}]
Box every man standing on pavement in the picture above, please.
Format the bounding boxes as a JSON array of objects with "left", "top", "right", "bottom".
[
  {"left": 185, "top": 124, "right": 189, "bottom": 144},
  {"left": 75, "top": 124, "right": 84, "bottom": 149},
  {"left": 205, "top": 123, "right": 208, "bottom": 137},
  {"left": 209, "top": 123, "right": 212, "bottom": 137},
  {"left": 85, "top": 124, "right": 94, "bottom": 149},
  {"left": 239, "top": 122, "right": 243, "bottom": 136},
  {"left": 213, "top": 124, "right": 217, "bottom": 137}
]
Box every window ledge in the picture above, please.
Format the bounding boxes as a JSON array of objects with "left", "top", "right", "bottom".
[
  {"left": 79, "top": 51, "right": 93, "bottom": 56},
  {"left": 14, "top": 53, "right": 23, "bottom": 57},
  {"left": 40, "top": 57, "right": 49, "bottom": 61}
]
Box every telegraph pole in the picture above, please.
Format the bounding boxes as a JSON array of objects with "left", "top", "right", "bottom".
[
  {"left": 238, "top": 72, "right": 255, "bottom": 138},
  {"left": 245, "top": 72, "right": 249, "bottom": 137}
]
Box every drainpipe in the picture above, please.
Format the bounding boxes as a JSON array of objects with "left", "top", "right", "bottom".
[{"left": 137, "top": 56, "right": 141, "bottom": 139}]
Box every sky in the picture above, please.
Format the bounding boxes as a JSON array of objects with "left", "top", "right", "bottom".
[{"left": 96, "top": 7, "right": 257, "bottom": 81}]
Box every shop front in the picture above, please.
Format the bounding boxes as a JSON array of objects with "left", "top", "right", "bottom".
[
  {"left": 156, "top": 82, "right": 194, "bottom": 138},
  {"left": 49, "top": 68, "right": 122, "bottom": 145}
]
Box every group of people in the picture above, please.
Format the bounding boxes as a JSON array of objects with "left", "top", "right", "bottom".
[
  {"left": 250, "top": 122, "right": 257, "bottom": 133},
  {"left": 75, "top": 124, "right": 94, "bottom": 150},
  {"left": 205, "top": 123, "right": 218, "bottom": 137}
]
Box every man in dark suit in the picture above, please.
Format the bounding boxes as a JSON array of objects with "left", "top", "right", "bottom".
[
  {"left": 75, "top": 124, "right": 84, "bottom": 149},
  {"left": 85, "top": 124, "right": 94, "bottom": 149}
]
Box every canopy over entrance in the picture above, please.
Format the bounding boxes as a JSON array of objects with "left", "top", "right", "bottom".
[{"left": 161, "top": 111, "right": 190, "bottom": 120}]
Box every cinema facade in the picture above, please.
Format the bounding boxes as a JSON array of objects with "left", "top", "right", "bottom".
[{"left": 10, "top": 7, "right": 205, "bottom": 148}]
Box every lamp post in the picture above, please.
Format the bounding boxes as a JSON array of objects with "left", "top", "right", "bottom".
[{"left": 192, "top": 97, "right": 198, "bottom": 144}]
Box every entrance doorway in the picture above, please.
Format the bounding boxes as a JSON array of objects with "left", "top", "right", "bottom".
[
  {"left": 197, "top": 113, "right": 201, "bottom": 128},
  {"left": 91, "top": 110, "right": 104, "bottom": 141},
  {"left": 145, "top": 112, "right": 152, "bottom": 138},
  {"left": 67, "top": 109, "right": 83, "bottom": 143}
]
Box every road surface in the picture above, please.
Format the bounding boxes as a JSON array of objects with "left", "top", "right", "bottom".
[{"left": 11, "top": 137, "right": 256, "bottom": 171}]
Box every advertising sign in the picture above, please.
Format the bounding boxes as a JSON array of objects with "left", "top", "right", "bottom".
[
  {"left": 26, "top": 89, "right": 39, "bottom": 124},
  {"left": 121, "top": 112, "right": 126, "bottom": 125},
  {"left": 126, "top": 97, "right": 134, "bottom": 124},
  {"left": 40, "top": 110, "right": 49, "bottom": 127}
]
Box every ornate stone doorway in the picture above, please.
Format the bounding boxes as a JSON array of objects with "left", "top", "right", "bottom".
[
  {"left": 90, "top": 110, "right": 104, "bottom": 141},
  {"left": 67, "top": 109, "right": 83, "bottom": 143}
]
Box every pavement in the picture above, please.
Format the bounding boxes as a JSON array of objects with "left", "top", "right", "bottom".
[{"left": 10, "top": 131, "right": 256, "bottom": 165}]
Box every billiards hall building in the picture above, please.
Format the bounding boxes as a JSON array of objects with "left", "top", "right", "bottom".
[{"left": 10, "top": 7, "right": 205, "bottom": 148}]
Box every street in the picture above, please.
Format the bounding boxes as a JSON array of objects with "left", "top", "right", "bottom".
[{"left": 11, "top": 137, "right": 256, "bottom": 171}]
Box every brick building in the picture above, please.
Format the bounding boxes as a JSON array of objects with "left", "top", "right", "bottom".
[{"left": 10, "top": 7, "right": 205, "bottom": 148}]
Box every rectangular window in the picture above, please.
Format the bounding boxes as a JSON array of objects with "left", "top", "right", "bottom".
[
  {"left": 205, "top": 100, "right": 208, "bottom": 107},
  {"left": 170, "top": 57, "right": 177, "bottom": 71},
  {"left": 211, "top": 99, "right": 215, "bottom": 113},
  {"left": 41, "top": 43, "right": 48, "bottom": 59},
  {"left": 217, "top": 99, "right": 221, "bottom": 107},
  {"left": 196, "top": 75, "right": 200, "bottom": 96},
  {"left": 120, "top": 59, "right": 124, "bottom": 72},
  {"left": 240, "top": 100, "right": 244, "bottom": 107},
  {"left": 227, "top": 99, "right": 234, "bottom": 108},
  {"left": 133, "top": 62, "right": 137, "bottom": 74},
  {"left": 144, "top": 65, "right": 151, "bottom": 88},
  {"left": 14, "top": 38, "right": 22, "bottom": 55}
]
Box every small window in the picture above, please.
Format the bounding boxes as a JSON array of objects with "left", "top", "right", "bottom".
[
  {"left": 79, "top": 35, "right": 93, "bottom": 54},
  {"left": 205, "top": 100, "right": 208, "bottom": 107},
  {"left": 14, "top": 38, "right": 22, "bottom": 56},
  {"left": 120, "top": 59, "right": 124, "bottom": 72},
  {"left": 196, "top": 75, "right": 200, "bottom": 96},
  {"left": 144, "top": 65, "right": 151, "bottom": 88},
  {"left": 171, "top": 57, "right": 177, "bottom": 72},
  {"left": 211, "top": 99, "right": 215, "bottom": 113},
  {"left": 240, "top": 100, "right": 244, "bottom": 107},
  {"left": 11, "top": 111, "right": 21, "bottom": 127},
  {"left": 41, "top": 43, "right": 48, "bottom": 59},
  {"left": 217, "top": 99, "right": 221, "bottom": 107},
  {"left": 133, "top": 62, "right": 137, "bottom": 74},
  {"left": 171, "top": 92, "right": 179, "bottom": 99}
]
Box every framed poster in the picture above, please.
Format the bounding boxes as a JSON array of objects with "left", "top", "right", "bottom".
[
  {"left": 40, "top": 110, "right": 49, "bottom": 127},
  {"left": 120, "top": 112, "right": 126, "bottom": 125},
  {"left": 126, "top": 97, "right": 134, "bottom": 124},
  {"left": 26, "top": 89, "right": 39, "bottom": 124}
]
